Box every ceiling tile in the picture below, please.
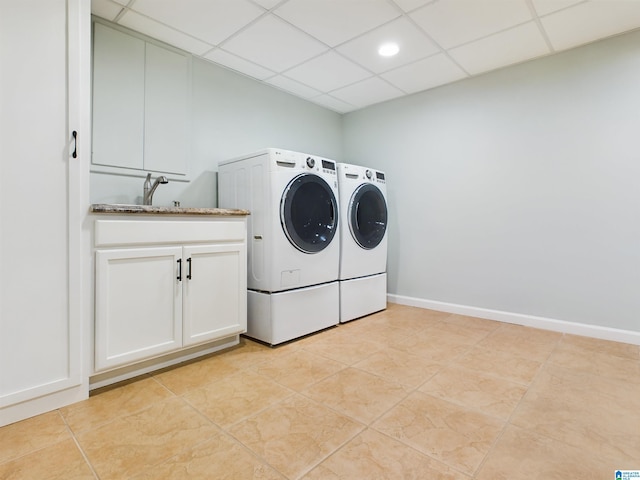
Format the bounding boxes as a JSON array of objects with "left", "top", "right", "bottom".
[
  {"left": 392, "top": 0, "right": 435, "bottom": 13},
  {"left": 410, "top": 0, "right": 533, "bottom": 48},
  {"left": 284, "top": 51, "right": 372, "bottom": 92},
  {"left": 91, "top": 0, "right": 125, "bottom": 22},
  {"left": 331, "top": 77, "right": 404, "bottom": 108},
  {"left": 93, "top": 0, "right": 640, "bottom": 113},
  {"left": 531, "top": 0, "right": 582, "bottom": 16},
  {"left": 251, "top": 0, "right": 282, "bottom": 9},
  {"left": 266, "top": 75, "right": 323, "bottom": 98},
  {"left": 449, "top": 21, "right": 550, "bottom": 75},
  {"left": 337, "top": 17, "right": 439, "bottom": 73},
  {"left": 541, "top": 0, "right": 640, "bottom": 52},
  {"left": 118, "top": 10, "right": 213, "bottom": 55},
  {"left": 274, "top": 0, "right": 401, "bottom": 47},
  {"left": 310, "top": 95, "right": 357, "bottom": 114},
  {"left": 204, "top": 49, "right": 275, "bottom": 80},
  {"left": 381, "top": 53, "right": 467, "bottom": 93},
  {"left": 129, "top": 0, "right": 264, "bottom": 46},
  {"left": 221, "top": 15, "right": 328, "bottom": 72}
]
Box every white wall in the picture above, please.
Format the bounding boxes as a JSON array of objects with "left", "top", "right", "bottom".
[
  {"left": 90, "top": 26, "right": 640, "bottom": 336},
  {"left": 90, "top": 57, "right": 342, "bottom": 207},
  {"left": 343, "top": 29, "right": 640, "bottom": 333}
]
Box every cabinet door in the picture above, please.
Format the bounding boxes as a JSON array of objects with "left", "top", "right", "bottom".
[
  {"left": 91, "top": 21, "right": 190, "bottom": 178},
  {"left": 144, "top": 42, "right": 189, "bottom": 175},
  {"left": 92, "top": 22, "right": 145, "bottom": 170},
  {"left": 183, "top": 244, "right": 247, "bottom": 347},
  {"left": 95, "top": 247, "right": 183, "bottom": 371},
  {"left": 0, "top": 0, "right": 88, "bottom": 425}
]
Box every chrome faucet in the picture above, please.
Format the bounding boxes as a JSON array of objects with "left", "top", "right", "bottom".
[{"left": 143, "top": 173, "right": 168, "bottom": 205}]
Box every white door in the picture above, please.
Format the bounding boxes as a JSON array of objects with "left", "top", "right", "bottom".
[
  {"left": 183, "top": 244, "right": 247, "bottom": 347},
  {"left": 0, "top": 0, "right": 89, "bottom": 425},
  {"left": 95, "top": 247, "right": 183, "bottom": 371}
]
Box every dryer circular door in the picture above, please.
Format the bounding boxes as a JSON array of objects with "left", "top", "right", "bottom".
[
  {"left": 349, "top": 183, "right": 387, "bottom": 249},
  {"left": 280, "top": 173, "right": 338, "bottom": 254}
]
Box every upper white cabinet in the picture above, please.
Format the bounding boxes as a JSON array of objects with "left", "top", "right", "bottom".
[
  {"left": 92, "top": 23, "right": 145, "bottom": 170},
  {"left": 92, "top": 21, "right": 190, "bottom": 179},
  {"left": 0, "top": 0, "right": 90, "bottom": 426},
  {"left": 144, "top": 42, "right": 189, "bottom": 176}
]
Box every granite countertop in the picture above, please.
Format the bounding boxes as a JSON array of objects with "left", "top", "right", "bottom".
[{"left": 90, "top": 204, "right": 250, "bottom": 216}]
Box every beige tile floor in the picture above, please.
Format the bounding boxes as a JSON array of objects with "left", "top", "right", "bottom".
[{"left": 1, "top": 303, "right": 639, "bottom": 479}]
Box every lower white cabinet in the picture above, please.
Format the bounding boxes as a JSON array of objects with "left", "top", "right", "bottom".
[
  {"left": 95, "top": 246, "right": 183, "bottom": 370},
  {"left": 182, "top": 244, "right": 245, "bottom": 347},
  {"left": 94, "top": 218, "right": 247, "bottom": 373}
]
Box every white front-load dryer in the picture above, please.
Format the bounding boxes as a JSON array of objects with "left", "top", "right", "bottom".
[
  {"left": 337, "top": 163, "right": 388, "bottom": 323},
  {"left": 218, "top": 148, "right": 340, "bottom": 344}
]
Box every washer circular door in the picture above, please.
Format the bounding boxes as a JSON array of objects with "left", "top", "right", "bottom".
[
  {"left": 280, "top": 173, "right": 338, "bottom": 253},
  {"left": 349, "top": 183, "right": 387, "bottom": 249}
]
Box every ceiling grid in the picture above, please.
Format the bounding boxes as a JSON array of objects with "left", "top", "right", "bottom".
[{"left": 91, "top": 0, "right": 640, "bottom": 112}]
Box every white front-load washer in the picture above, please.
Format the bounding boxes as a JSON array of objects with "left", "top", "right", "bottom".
[
  {"left": 218, "top": 148, "right": 340, "bottom": 344},
  {"left": 337, "top": 163, "right": 388, "bottom": 323}
]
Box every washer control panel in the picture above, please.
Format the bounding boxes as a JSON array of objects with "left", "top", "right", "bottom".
[{"left": 320, "top": 159, "right": 337, "bottom": 176}]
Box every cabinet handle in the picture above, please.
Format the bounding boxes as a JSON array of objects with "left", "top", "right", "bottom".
[
  {"left": 72, "top": 130, "right": 78, "bottom": 158},
  {"left": 187, "top": 257, "right": 192, "bottom": 280},
  {"left": 177, "top": 258, "right": 182, "bottom": 281}
]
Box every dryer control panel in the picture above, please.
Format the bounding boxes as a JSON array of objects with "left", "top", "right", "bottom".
[{"left": 363, "top": 169, "right": 385, "bottom": 184}]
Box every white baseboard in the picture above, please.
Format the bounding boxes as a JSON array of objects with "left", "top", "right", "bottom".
[
  {"left": 1, "top": 385, "right": 87, "bottom": 427},
  {"left": 388, "top": 294, "right": 640, "bottom": 346}
]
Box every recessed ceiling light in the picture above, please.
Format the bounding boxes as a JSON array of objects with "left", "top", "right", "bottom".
[{"left": 378, "top": 42, "right": 399, "bottom": 57}]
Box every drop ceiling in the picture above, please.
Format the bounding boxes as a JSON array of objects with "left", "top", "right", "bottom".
[{"left": 92, "top": 0, "right": 640, "bottom": 113}]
